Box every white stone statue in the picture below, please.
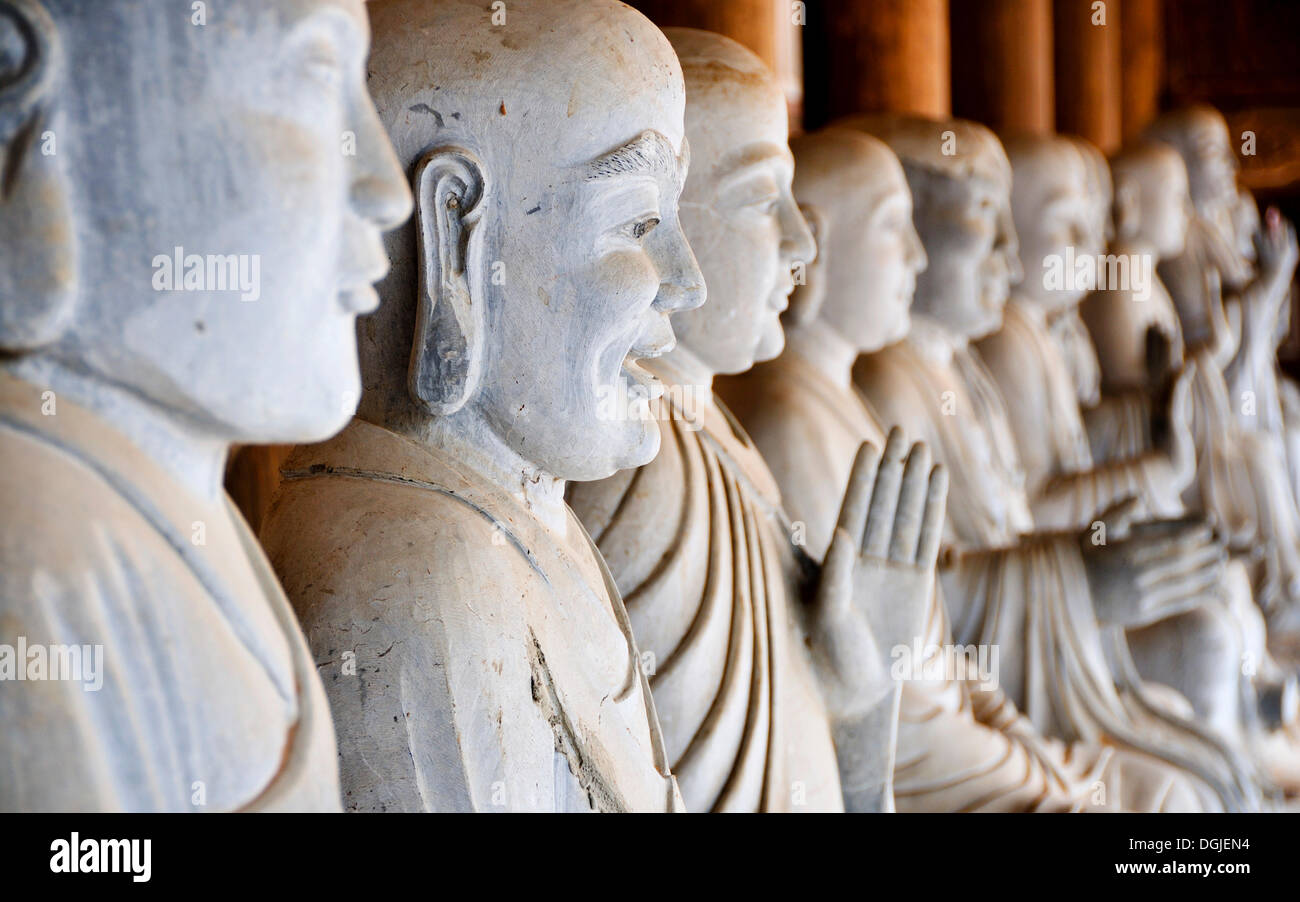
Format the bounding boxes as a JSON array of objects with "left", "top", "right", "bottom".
[
  {"left": 568, "top": 31, "right": 942, "bottom": 813},
  {"left": 260, "top": 0, "right": 703, "bottom": 812},
  {"left": 844, "top": 113, "right": 1261, "bottom": 811},
  {"left": 0, "top": 0, "right": 412, "bottom": 811},
  {"left": 982, "top": 134, "right": 1299, "bottom": 798},
  {"left": 1076, "top": 142, "right": 1300, "bottom": 794},
  {"left": 720, "top": 126, "right": 1101, "bottom": 812}
]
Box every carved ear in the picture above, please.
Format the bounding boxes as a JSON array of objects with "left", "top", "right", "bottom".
[
  {"left": 408, "top": 146, "right": 488, "bottom": 416},
  {"left": 0, "top": 0, "right": 76, "bottom": 353},
  {"left": 786, "top": 203, "right": 827, "bottom": 326}
]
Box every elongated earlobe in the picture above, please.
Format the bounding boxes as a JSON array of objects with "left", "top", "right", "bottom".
[
  {"left": 0, "top": 0, "right": 76, "bottom": 353},
  {"left": 408, "top": 146, "right": 488, "bottom": 415}
]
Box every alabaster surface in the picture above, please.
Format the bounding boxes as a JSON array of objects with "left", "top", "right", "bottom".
[
  {"left": 845, "top": 114, "right": 1264, "bottom": 812},
  {"left": 720, "top": 127, "right": 1102, "bottom": 813},
  {"left": 1, "top": 0, "right": 412, "bottom": 811},
  {"left": 570, "top": 32, "right": 942, "bottom": 813},
  {"left": 261, "top": 0, "right": 705, "bottom": 811},
  {"left": 1142, "top": 108, "right": 1300, "bottom": 641},
  {"left": 982, "top": 135, "right": 1300, "bottom": 798}
]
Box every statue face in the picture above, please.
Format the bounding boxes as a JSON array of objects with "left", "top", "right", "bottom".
[
  {"left": 48, "top": 0, "right": 411, "bottom": 443},
  {"left": 670, "top": 78, "right": 814, "bottom": 375},
  {"left": 1186, "top": 115, "right": 1240, "bottom": 224},
  {"left": 481, "top": 127, "right": 703, "bottom": 482},
  {"left": 1233, "top": 189, "right": 1260, "bottom": 265},
  {"left": 820, "top": 164, "right": 925, "bottom": 352},
  {"left": 1145, "top": 157, "right": 1193, "bottom": 259},
  {"left": 1013, "top": 145, "right": 1093, "bottom": 312},
  {"left": 912, "top": 169, "right": 1019, "bottom": 340}
]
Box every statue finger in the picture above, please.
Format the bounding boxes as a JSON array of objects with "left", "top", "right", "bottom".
[
  {"left": 862, "top": 426, "right": 908, "bottom": 557},
  {"left": 889, "top": 441, "right": 931, "bottom": 562},
  {"left": 916, "top": 464, "right": 948, "bottom": 567},
  {"left": 835, "top": 440, "right": 880, "bottom": 544}
]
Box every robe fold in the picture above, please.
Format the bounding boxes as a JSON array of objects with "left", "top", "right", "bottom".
[
  {"left": 977, "top": 299, "right": 1186, "bottom": 531},
  {"left": 568, "top": 367, "right": 843, "bottom": 812},
  {"left": 261, "top": 419, "right": 681, "bottom": 812},
  {"left": 855, "top": 317, "right": 1260, "bottom": 811},
  {"left": 0, "top": 370, "right": 338, "bottom": 812}
]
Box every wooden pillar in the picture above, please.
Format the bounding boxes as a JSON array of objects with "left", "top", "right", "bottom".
[
  {"left": 1053, "top": 0, "right": 1122, "bottom": 152},
  {"left": 226, "top": 444, "right": 293, "bottom": 533},
  {"left": 1120, "top": 0, "right": 1162, "bottom": 141},
  {"left": 805, "top": 0, "right": 950, "bottom": 127},
  {"left": 950, "top": 0, "right": 1054, "bottom": 134},
  {"left": 626, "top": 0, "right": 803, "bottom": 130}
]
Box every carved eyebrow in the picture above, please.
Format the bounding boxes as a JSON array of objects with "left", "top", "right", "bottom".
[{"left": 585, "top": 131, "right": 681, "bottom": 182}]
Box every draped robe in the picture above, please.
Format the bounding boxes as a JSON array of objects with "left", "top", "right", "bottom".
[
  {"left": 719, "top": 351, "right": 1095, "bottom": 812},
  {"left": 261, "top": 419, "right": 681, "bottom": 812},
  {"left": 855, "top": 317, "right": 1261, "bottom": 811},
  {"left": 0, "top": 370, "right": 339, "bottom": 812},
  {"left": 979, "top": 298, "right": 1300, "bottom": 795},
  {"left": 567, "top": 361, "right": 844, "bottom": 812}
]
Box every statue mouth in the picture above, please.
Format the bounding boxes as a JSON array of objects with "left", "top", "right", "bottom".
[{"left": 620, "top": 355, "right": 665, "bottom": 406}]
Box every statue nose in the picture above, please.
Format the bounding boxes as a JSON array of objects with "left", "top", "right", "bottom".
[{"left": 653, "top": 222, "right": 706, "bottom": 314}]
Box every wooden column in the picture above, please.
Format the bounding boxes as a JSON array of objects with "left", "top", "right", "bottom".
[
  {"left": 1120, "top": 0, "right": 1162, "bottom": 141},
  {"left": 1054, "top": 0, "right": 1122, "bottom": 152},
  {"left": 626, "top": 0, "right": 804, "bottom": 130},
  {"left": 805, "top": 0, "right": 950, "bottom": 127},
  {"left": 950, "top": 0, "right": 1054, "bottom": 134}
]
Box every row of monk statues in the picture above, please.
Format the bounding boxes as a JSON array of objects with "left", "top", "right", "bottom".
[{"left": 3, "top": 0, "right": 1300, "bottom": 812}]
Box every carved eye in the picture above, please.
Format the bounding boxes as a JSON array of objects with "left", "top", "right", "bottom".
[{"left": 626, "top": 217, "right": 660, "bottom": 242}]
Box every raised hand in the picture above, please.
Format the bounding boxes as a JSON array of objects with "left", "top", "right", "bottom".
[
  {"left": 1081, "top": 516, "right": 1227, "bottom": 628},
  {"left": 1153, "top": 360, "right": 1198, "bottom": 492},
  {"left": 809, "top": 427, "right": 947, "bottom": 721}
]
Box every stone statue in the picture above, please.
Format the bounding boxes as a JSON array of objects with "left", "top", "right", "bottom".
[
  {"left": 1145, "top": 107, "right": 1300, "bottom": 637},
  {"left": 568, "top": 31, "right": 943, "bottom": 812},
  {"left": 260, "top": 0, "right": 703, "bottom": 812},
  {"left": 977, "top": 135, "right": 1192, "bottom": 534},
  {"left": 983, "top": 135, "right": 1297, "bottom": 798},
  {"left": 0, "top": 0, "right": 411, "bottom": 811},
  {"left": 844, "top": 114, "right": 1261, "bottom": 811},
  {"left": 719, "top": 126, "right": 1099, "bottom": 812}
]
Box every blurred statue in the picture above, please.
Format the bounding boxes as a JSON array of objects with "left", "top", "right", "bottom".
[
  {"left": 0, "top": 0, "right": 411, "bottom": 810},
  {"left": 720, "top": 126, "right": 1101, "bottom": 812},
  {"left": 1145, "top": 107, "right": 1300, "bottom": 637},
  {"left": 977, "top": 134, "right": 1192, "bottom": 531},
  {"left": 569, "top": 32, "right": 942, "bottom": 812},
  {"left": 989, "top": 136, "right": 1297, "bottom": 797},
  {"left": 845, "top": 114, "right": 1261, "bottom": 812},
  {"left": 261, "top": 0, "right": 701, "bottom": 812}
]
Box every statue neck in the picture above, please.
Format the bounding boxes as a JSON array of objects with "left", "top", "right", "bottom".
[
  {"left": 782, "top": 318, "right": 857, "bottom": 389},
  {"left": 657, "top": 343, "right": 715, "bottom": 397},
  {"left": 4, "top": 354, "right": 229, "bottom": 504},
  {"left": 418, "top": 405, "right": 571, "bottom": 534}
]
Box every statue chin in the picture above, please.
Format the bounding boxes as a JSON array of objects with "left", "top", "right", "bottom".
[{"left": 754, "top": 321, "right": 786, "bottom": 365}]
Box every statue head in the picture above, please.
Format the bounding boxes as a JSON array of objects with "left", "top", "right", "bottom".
[
  {"left": 661, "top": 27, "right": 814, "bottom": 376},
  {"left": 362, "top": 0, "right": 703, "bottom": 483},
  {"left": 1004, "top": 134, "right": 1094, "bottom": 313},
  {"left": 840, "top": 114, "right": 1020, "bottom": 341},
  {"left": 1144, "top": 105, "right": 1239, "bottom": 236},
  {"left": 1081, "top": 141, "right": 1189, "bottom": 393},
  {"left": 787, "top": 127, "right": 925, "bottom": 352},
  {"left": 1111, "top": 140, "right": 1192, "bottom": 259},
  {"left": 1232, "top": 186, "right": 1261, "bottom": 267},
  {"left": 1067, "top": 136, "right": 1114, "bottom": 255},
  {"left": 0, "top": 0, "right": 412, "bottom": 443}
]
